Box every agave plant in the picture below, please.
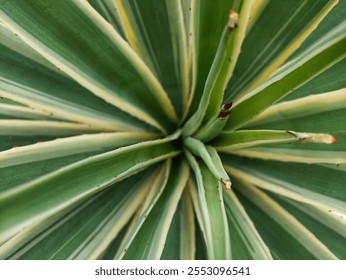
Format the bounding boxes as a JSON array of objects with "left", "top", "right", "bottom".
[{"left": 0, "top": 0, "right": 345, "bottom": 260}]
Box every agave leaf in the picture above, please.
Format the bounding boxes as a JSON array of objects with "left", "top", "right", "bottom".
[
  {"left": 230, "top": 147, "right": 346, "bottom": 165},
  {"left": 291, "top": 0, "right": 346, "bottom": 58},
  {"left": 212, "top": 129, "right": 336, "bottom": 151},
  {"left": 178, "top": 189, "right": 195, "bottom": 260},
  {"left": 119, "top": 158, "right": 189, "bottom": 260},
  {"left": 0, "top": 120, "right": 103, "bottom": 136},
  {"left": 185, "top": 151, "right": 231, "bottom": 260},
  {"left": 184, "top": 138, "right": 230, "bottom": 185},
  {"left": 225, "top": 23, "right": 346, "bottom": 130},
  {"left": 247, "top": 89, "right": 346, "bottom": 127},
  {"left": 203, "top": 0, "right": 253, "bottom": 120},
  {"left": 0, "top": 103, "right": 51, "bottom": 120},
  {"left": 225, "top": 0, "right": 338, "bottom": 100},
  {"left": 0, "top": 133, "right": 180, "bottom": 243},
  {"left": 0, "top": 170, "right": 155, "bottom": 259},
  {"left": 89, "top": 0, "right": 125, "bottom": 37},
  {"left": 188, "top": 0, "right": 236, "bottom": 116},
  {"left": 161, "top": 189, "right": 195, "bottom": 260},
  {"left": 224, "top": 155, "right": 346, "bottom": 213},
  {"left": 0, "top": 44, "right": 153, "bottom": 132},
  {"left": 114, "top": 161, "right": 171, "bottom": 259},
  {"left": 244, "top": 0, "right": 269, "bottom": 34},
  {"left": 0, "top": 135, "right": 53, "bottom": 152},
  {"left": 183, "top": 0, "right": 252, "bottom": 136},
  {"left": 224, "top": 190, "right": 272, "bottom": 260},
  {"left": 0, "top": 0, "right": 178, "bottom": 132},
  {"left": 246, "top": 93, "right": 346, "bottom": 135},
  {"left": 237, "top": 181, "right": 338, "bottom": 260},
  {"left": 116, "top": 0, "right": 189, "bottom": 118},
  {"left": 234, "top": 184, "right": 334, "bottom": 260},
  {"left": 285, "top": 201, "right": 346, "bottom": 239},
  {"left": 281, "top": 58, "right": 346, "bottom": 101},
  {"left": 0, "top": 22, "right": 55, "bottom": 71},
  {"left": 0, "top": 132, "right": 156, "bottom": 168},
  {"left": 273, "top": 197, "right": 346, "bottom": 259}
]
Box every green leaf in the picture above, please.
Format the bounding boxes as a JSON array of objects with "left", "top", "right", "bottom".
[
  {"left": 0, "top": 22, "right": 55, "bottom": 71},
  {"left": 187, "top": 0, "right": 236, "bottom": 117},
  {"left": 116, "top": 0, "right": 189, "bottom": 118},
  {"left": 161, "top": 190, "right": 195, "bottom": 260},
  {"left": 0, "top": 132, "right": 156, "bottom": 168},
  {"left": 0, "top": 0, "right": 178, "bottom": 132},
  {"left": 0, "top": 102, "right": 51, "bottom": 120},
  {"left": 270, "top": 196, "right": 346, "bottom": 259},
  {"left": 225, "top": 0, "right": 338, "bottom": 100},
  {"left": 247, "top": 89, "right": 346, "bottom": 127},
  {"left": 213, "top": 130, "right": 315, "bottom": 151},
  {"left": 183, "top": 1, "right": 253, "bottom": 136},
  {"left": 230, "top": 146, "right": 346, "bottom": 165},
  {"left": 0, "top": 44, "right": 152, "bottom": 132},
  {"left": 0, "top": 135, "right": 53, "bottom": 152},
  {"left": 89, "top": 0, "right": 126, "bottom": 37},
  {"left": 225, "top": 23, "right": 346, "bottom": 130},
  {"left": 0, "top": 120, "right": 103, "bottom": 136},
  {"left": 203, "top": 1, "right": 253, "bottom": 120},
  {"left": 114, "top": 161, "right": 170, "bottom": 259},
  {"left": 233, "top": 184, "right": 318, "bottom": 259},
  {"left": 0, "top": 171, "right": 154, "bottom": 259},
  {"left": 120, "top": 158, "right": 189, "bottom": 260},
  {"left": 185, "top": 152, "right": 231, "bottom": 260},
  {"left": 224, "top": 190, "right": 272, "bottom": 260},
  {"left": 223, "top": 155, "right": 346, "bottom": 213},
  {"left": 281, "top": 58, "right": 346, "bottom": 101},
  {"left": 0, "top": 133, "right": 180, "bottom": 243},
  {"left": 290, "top": 0, "right": 346, "bottom": 58}
]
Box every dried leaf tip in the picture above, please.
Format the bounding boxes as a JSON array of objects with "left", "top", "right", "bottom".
[
  {"left": 223, "top": 102, "right": 233, "bottom": 110},
  {"left": 218, "top": 110, "right": 231, "bottom": 120},
  {"left": 221, "top": 178, "right": 232, "bottom": 190},
  {"left": 228, "top": 10, "right": 239, "bottom": 31},
  {"left": 286, "top": 130, "right": 337, "bottom": 144}
]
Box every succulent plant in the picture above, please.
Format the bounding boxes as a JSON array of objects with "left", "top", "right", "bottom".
[{"left": 0, "top": 0, "right": 345, "bottom": 260}]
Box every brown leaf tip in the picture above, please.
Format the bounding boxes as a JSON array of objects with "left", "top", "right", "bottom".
[
  {"left": 228, "top": 10, "right": 239, "bottom": 30},
  {"left": 223, "top": 102, "right": 233, "bottom": 111},
  {"left": 218, "top": 111, "right": 231, "bottom": 120}
]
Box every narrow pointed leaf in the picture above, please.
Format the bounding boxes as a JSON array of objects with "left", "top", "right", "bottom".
[
  {"left": 236, "top": 182, "right": 338, "bottom": 260},
  {"left": 0, "top": 120, "right": 103, "bottom": 136},
  {"left": 281, "top": 58, "right": 346, "bottom": 101},
  {"left": 0, "top": 43, "right": 152, "bottom": 132},
  {"left": 120, "top": 158, "right": 189, "bottom": 260},
  {"left": 224, "top": 190, "right": 272, "bottom": 260},
  {"left": 0, "top": 132, "right": 156, "bottom": 168},
  {"left": 213, "top": 129, "right": 335, "bottom": 152},
  {"left": 116, "top": 0, "right": 189, "bottom": 118},
  {"left": 272, "top": 197, "right": 346, "bottom": 259},
  {"left": 224, "top": 155, "right": 346, "bottom": 213},
  {"left": 0, "top": 133, "right": 180, "bottom": 243},
  {"left": 0, "top": 171, "right": 154, "bottom": 259},
  {"left": 185, "top": 151, "right": 231, "bottom": 259},
  {"left": 230, "top": 146, "right": 346, "bottom": 165},
  {"left": 0, "top": 103, "right": 51, "bottom": 120},
  {"left": 248, "top": 89, "right": 346, "bottom": 127},
  {"left": 89, "top": 0, "right": 125, "bottom": 37},
  {"left": 0, "top": 0, "right": 178, "bottom": 131},
  {"left": 114, "top": 162, "right": 171, "bottom": 259},
  {"left": 188, "top": 0, "right": 236, "bottom": 116},
  {"left": 161, "top": 190, "right": 195, "bottom": 260},
  {"left": 225, "top": 23, "right": 346, "bottom": 130},
  {"left": 225, "top": 0, "right": 338, "bottom": 100},
  {"left": 184, "top": 138, "right": 230, "bottom": 186}
]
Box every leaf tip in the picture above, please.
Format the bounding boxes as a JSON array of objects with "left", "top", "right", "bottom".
[{"left": 228, "top": 10, "right": 239, "bottom": 31}]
